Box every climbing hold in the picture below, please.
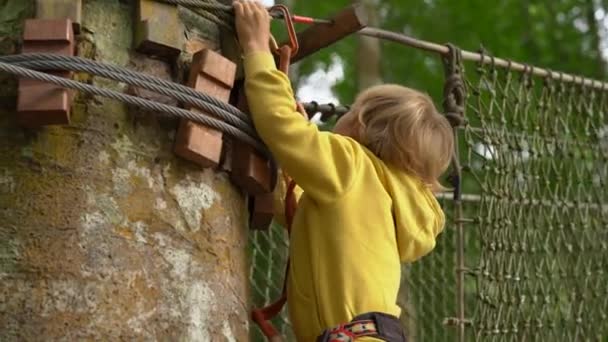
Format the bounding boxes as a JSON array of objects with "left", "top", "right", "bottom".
[
  {"left": 230, "top": 87, "right": 273, "bottom": 195},
  {"left": 17, "top": 19, "right": 75, "bottom": 127},
  {"left": 174, "top": 49, "right": 236, "bottom": 168},
  {"left": 230, "top": 84, "right": 275, "bottom": 231},
  {"left": 135, "top": 0, "right": 182, "bottom": 60},
  {"left": 249, "top": 192, "right": 275, "bottom": 231}
]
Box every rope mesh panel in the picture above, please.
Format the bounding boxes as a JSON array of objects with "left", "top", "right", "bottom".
[
  {"left": 463, "top": 57, "right": 608, "bottom": 340},
  {"left": 249, "top": 223, "right": 294, "bottom": 341},
  {"left": 400, "top": 196, "right": 461, "bottom": 342},
  {"left": 247, "top": 51, "right": 608, "bottom": 342}
]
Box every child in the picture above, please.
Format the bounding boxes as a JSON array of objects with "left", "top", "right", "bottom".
[{"left": 234, "top": 1, "right": 454, "bottom": 341}]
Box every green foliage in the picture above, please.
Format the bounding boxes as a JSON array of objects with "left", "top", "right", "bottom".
[{"left": 290, "top": 0, "right": 606, "bottom": 104}]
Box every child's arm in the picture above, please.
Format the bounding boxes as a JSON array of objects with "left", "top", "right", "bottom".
[{"left": 235, "top": 1, "right": 361, "bottom": 202}]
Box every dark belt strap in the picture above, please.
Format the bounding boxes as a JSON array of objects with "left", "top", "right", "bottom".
[{"left": 316, "top": 312, "right": 407, "bottom": 342}]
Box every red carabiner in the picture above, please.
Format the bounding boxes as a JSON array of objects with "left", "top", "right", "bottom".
[{"left": 269, "top": 4, "right": 299, "bottom": 57}]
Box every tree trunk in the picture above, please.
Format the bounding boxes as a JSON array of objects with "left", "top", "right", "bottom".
[
  {"left": 544, "top": 0, "right": 568, "bottom": 67},
  {"left": 585, "top": 0, "right": 607, "bottom": 77},
  {"left": 521, "top": 1, "right": 540, "bottom": 59},
  {"left": 0, "top": 1, "right": 250, "bottom": 341},
  {"left": 355, "top": 0, "right": 382, "bottom": 90}
]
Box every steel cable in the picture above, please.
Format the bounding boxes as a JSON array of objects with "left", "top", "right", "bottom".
[
  {"left": 0, "top": 61, "right": 269, "bottom": 157},
  {"left": 6, "top": 59, "right": 259, "bottom": 139},
  {"left": 0, "top": 53, "right": 250, "bottom": 124}
]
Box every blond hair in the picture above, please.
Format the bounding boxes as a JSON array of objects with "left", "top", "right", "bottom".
[{"left": 351, "top": 84, "right": 454, "bottom": 191}]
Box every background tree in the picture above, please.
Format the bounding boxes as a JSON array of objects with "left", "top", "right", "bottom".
[
  {"left": 292, "top": 0, "right": 607, "bottom": 103},
  {"left": 0, "top": 0, "right": 251, "bottom": 340},
  {"left": 355, "top": 0, "right": 382, "bottom": 90}
]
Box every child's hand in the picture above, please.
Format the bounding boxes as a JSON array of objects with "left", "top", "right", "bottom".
[{"left": 234, "top": 0, "right": 271, "bottom": 55}]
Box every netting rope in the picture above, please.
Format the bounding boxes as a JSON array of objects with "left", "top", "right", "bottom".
[{"left": 461, "top": 43, "right": 608, "bottom": 340}]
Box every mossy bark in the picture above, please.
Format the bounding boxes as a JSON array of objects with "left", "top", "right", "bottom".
[{"left": 0, "top": 1, "right": 250, "bottom": 340}]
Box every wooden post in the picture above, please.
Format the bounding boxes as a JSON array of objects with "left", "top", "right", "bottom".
[
  {"left": 284, "top": 4, "right": 368, "bottom": 64},
  {"left": 135, "top": 0, "right": 182, "bottom": 60},
  {"left": 35, "top": 0, "right": 82, "bottom": 34},
  {"left": 174, "top": 49, "right": 236, "bottom": 168},
  {"left": 17, "top": 19, "right": 75, "bottom": 127}
]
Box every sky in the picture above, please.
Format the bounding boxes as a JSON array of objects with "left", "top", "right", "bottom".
[{"left": 296, "top": 55, "right": 344, "bottom": 104}]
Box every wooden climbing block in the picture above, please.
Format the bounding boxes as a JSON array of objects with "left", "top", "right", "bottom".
[
  {"left": 230, "top": 87, "right": 273, "bottom": 195},
  {"left": 249, "top": 193, "right": 275, "bottom": 231},
  {"left": 174, "top": 49, "right": 236, "bottom": 168},
  {"left": 17, "top": 19, "right": 75, "bottom": 127},
  {"left": 285, "top": 4, "right": 368, "bottom": 63},
  {"left": 17, "top": 80, "right": 72, "bottom": 127},
  {"left": 35, "top": 0, "right": 82, "bottom": 34},
  {"left": 21, "top": 18, "right": 75, "bottom": 55},
  {"left": 231, "top": 142, "right": 272, "bottom": 194},
  {"left": 229, "top": 85, "right": 274, "bottom": 231},
  {"left": 135, "top": 0, "right": 182, "bottom": 60}
]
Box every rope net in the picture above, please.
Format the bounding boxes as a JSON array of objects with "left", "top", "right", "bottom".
[
  {"left": 461, "top": 56, "right": 608, "bottom": 340},
  {"left": 249, "top": 223, "right": 294, "bottom": 341},
  {"left": 399, "top": 196, "right": 462, "bottom": 342},
  {"left": 247, "top": 49, "right": 608, "bottom": 341}
]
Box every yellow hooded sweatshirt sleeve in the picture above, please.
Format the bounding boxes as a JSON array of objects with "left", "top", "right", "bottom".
[{"left": 244, "top": 52, "right": 446, "bottom": 342}]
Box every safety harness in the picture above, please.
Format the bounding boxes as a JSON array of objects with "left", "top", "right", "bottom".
[{"left": 316, "top": 312, "right": 407, "bottom": 342}]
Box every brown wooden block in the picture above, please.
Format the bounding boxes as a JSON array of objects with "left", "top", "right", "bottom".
[
  {"left": 174, "top": 120, "right": 223, "bottom": 168},
  {"left": 18, "top": 19, "right": 75, "bottom": 127},
  {"left": 230, "top": 87, "right": 273, "bottom": 195},
  {"left": 35, "top": 0, "right": 82, "bottom": 34},
  {"left": 21, "top": 42, "right": 73, "bottom": 56},
  {"left": 23, "top": 18, "right": 73, "bottom": 42},
  {"left": 190, "top": 49, "right": 236, "bottom": 88},
  {"left": 22, "top": 18, "right": 74, "bottom": 56},
  {"left": 249, "top": 193, "right": 275, "bottom": 231},
  {"left": 174, "top": 49, "right": 236, "bottom": 168},
  {"left": 231, "top": 141, "right": 272, "bottom": 194},
  {"left": 17, "top": 79, "right": 71, "bottom": 127},
  {"left": 284, "top": 4, "right": 368, "bottom": 64},
  {"left": 135, "top": 0, "right": 181, "bottom": 60}
]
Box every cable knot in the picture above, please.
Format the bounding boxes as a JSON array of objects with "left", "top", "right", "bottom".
[
  {"left": 309, "top": 101, "right": 319, "bottom": 113},
  {"left": 442, "top": 43, "right": 467, "bottom": 127}
]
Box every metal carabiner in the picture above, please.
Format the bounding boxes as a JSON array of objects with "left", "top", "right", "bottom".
[{"left": 268, "top": 4, "right": 299, "bottom": 58}]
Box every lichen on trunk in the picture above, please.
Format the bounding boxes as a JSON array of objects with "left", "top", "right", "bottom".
[{"left": 0, "top": 1, "right": 250, "bottom": 340}]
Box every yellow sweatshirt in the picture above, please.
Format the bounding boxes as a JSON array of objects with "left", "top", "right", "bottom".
[{"left": 244, "top": 52, "right": 446, "bottom": 342}]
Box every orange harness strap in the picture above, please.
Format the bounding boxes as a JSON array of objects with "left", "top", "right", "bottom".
[{"left": 250, "top": 177, "right": 297, "bottom": 340}]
